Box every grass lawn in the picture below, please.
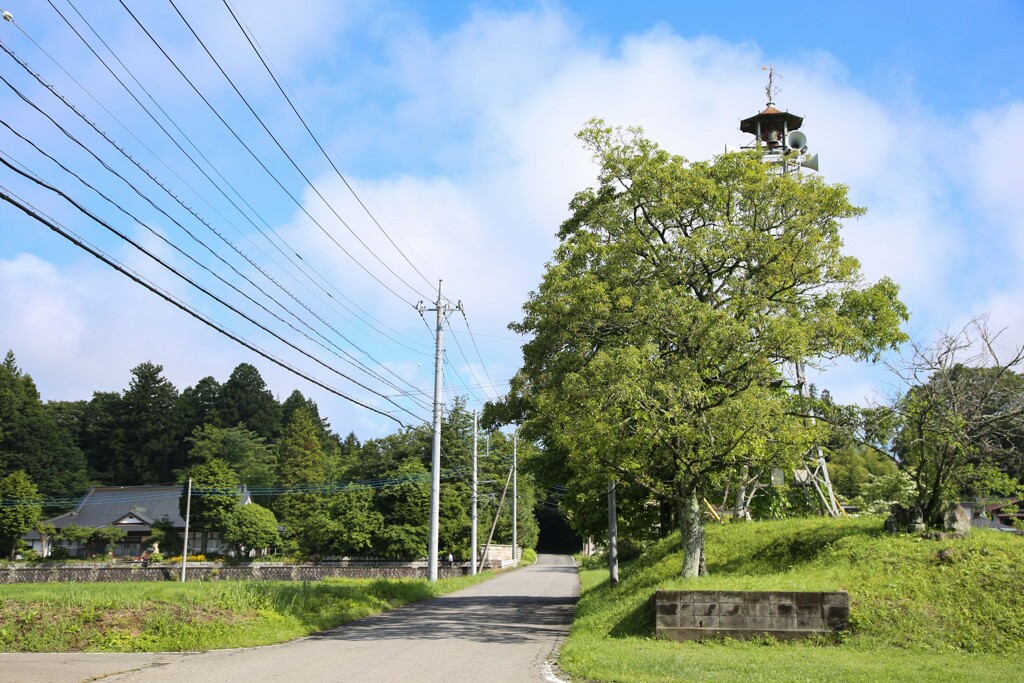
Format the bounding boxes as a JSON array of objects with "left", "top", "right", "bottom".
[
  {"left": 559, "top": 517, "right": 1024, "bottom": 682},
  {"left": 0, "top": 572, "right": 493, "bottom": 652}
]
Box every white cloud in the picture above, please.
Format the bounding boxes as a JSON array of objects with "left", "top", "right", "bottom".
[
  {"left": 962, "top": 103, "right": 1024, "bottom": 249},
  {"left": 4, "top": 3, "right": 1024, "bottom": 437},
  {"left": 0, "top": 254, "right": 86, "bottom": 370}
]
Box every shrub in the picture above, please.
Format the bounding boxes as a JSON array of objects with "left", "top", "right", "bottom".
[{"left": 48, "top": 546, "right": 71, "bottom": 561}]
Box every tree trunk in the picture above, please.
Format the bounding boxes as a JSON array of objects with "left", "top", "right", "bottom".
[
  {"left": 678, "top": 489, "right": 705, "bottom": 578},
  {"left": 734, "top": 469, "right": 753, "bottom": 521}
]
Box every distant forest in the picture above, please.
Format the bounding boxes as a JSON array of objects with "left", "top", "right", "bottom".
[{"left": 0, "top": 351, "right": 537, "bottom": 558}]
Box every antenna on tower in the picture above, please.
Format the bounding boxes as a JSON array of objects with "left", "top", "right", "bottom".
[{"left": 762, "top": 64, "right": 782, "bottom": 106}]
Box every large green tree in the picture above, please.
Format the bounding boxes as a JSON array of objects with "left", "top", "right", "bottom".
[
  {"left": 324, "top": 485, "right": 383, "bottom": 557},
  {"left": 187, "top": 423, "right": 277, "bottom": 490},
  {"left": 274, "top": 407, "right": 329, "bottom": 555},
  {"left": 216, "top": 363, "right": 282, "bottom": 440},
  {"left": 497, "top": 123, "right": 908, "bottom": 576},
  {"left": 177, "top": 376, "right": 222, "bottom": 438},
  {"left": 827, "top": 444, "right": 901, "bottom": 501},
  {"left": 373, "top": 458, "right": 430, "bottom": 559},
  {"left": 179, "top": 458, "right": 240, "bottom": 554},
  {"left": 0, "top": 470, "right": 42, "bottom": 559},
  {"left": 70, "top": 391, "right": 124, "bottom": 484},
  {"left": 116, "top": 362, "right": 183, "bottom": 484},
  {"left": 0, "top": 352, "right": 89, "bottom": 497},
  {"left": 222, "top": 503, "right": 280, "bottom": 556}
]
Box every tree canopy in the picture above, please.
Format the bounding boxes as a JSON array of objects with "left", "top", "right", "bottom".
[
  {"left": 222, "top": 503, "right": 279, "bottom": 556},
  {"left": 187, "top": 423, "right": 277, "bottom": 490},
  {"left": 274, "top": 406, "right": 329, "bottom": 555},
  {"left": 217, "top": 363, "right": 282, "bottom": 440},
  {"left": 0, "top": 352, "right": 89, "bottom": 497},
  {"left": 494, "top": 121, "right": 908, "bottom": 576},
  {"left": 2, "top": 351, "right": 541, "bottom": 563},
  {"left": 0, "top": 470, "right": 42, "bottom": 559}
]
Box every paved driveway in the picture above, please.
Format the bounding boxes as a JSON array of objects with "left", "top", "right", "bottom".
[{"left": 0, "top": 554, "right": 579, "bottom": 682}]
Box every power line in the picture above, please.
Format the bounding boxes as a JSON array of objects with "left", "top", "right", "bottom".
[
  {"left": 0, "top": 466, "right": 475, "bottom": 508},
  {"left": 0, "top": 65, "right": 430, "bottom": 415},
  {"left": 1, "top": 7, "right": 451, "bottom": 427},
  {"left": 0, "top": 35, "right": 432, "bottom": 396},
  {"left": 117, "top": 0, "right": 428, "bottom": 305},
  {"left": 0, "top": 152, "right": 429, "bottom": 423},
  {"left": 42, "top": 1, "right": 328, "bottom": 307},
  {"left": 218, "top": 0, "right": 436, "bottom": 292},
  {"left": 12, "top": 9, "right": 432, "bottom": 355},
  {"left": 446, "top": 318, "right": 492, "bottom": 402},
  {"left": 0, "top": 183, "right": 407, "bottom": 426},
  {"left": 459, "top": 309, "right": 500, "bottom": 399},
  {"left": 0, "top": 119, "right": 431, "bottom": 415}
]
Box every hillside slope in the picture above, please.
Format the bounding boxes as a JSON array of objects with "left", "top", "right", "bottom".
[{"left": 560, "top": 517, "right": 1024, "bottom": 682}]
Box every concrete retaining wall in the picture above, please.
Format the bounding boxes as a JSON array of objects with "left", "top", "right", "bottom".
[
  {"left": 655, "top": 590, "right": 849, "bottom": 641},
  {"left": 0, "top": 562, "right": 474, "bottom": 584}
]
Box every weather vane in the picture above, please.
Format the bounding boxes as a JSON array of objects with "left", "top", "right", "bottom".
[{"left": 762, "top": 64, "right": 781, "bottom": 105}]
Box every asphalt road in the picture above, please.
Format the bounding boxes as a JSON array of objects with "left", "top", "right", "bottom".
[{"left": 0, "top": 554, "right": 579, "bottom": 683}]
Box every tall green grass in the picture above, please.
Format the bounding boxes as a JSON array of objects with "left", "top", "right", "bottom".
[
  {"left": 0, "top": 573, "right": 491, "bottom": 652},
  {"left": 560, "top": 517, "right": 1024, "bottom": 682}
]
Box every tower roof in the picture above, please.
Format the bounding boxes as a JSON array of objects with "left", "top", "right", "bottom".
[{"left": 740, "top": 105, "right": 804, "bottom": 135}]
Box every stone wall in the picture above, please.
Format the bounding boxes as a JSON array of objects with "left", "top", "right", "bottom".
[
  {"left": 0, "top": 562, "right": 470, "bottom": 584},
  {"left": 655, "top": 590, "right": 849, "bottom": 641}
]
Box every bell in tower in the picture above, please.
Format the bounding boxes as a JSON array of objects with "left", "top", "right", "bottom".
[{"left": 738, "top": 66, "right": 818, "bottom": 173}]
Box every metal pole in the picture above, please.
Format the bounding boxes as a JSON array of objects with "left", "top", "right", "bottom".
[
  {"left": 180, "top": 477, "right": 191, "bottom": 583},
  {"left": 428, "top": 281, "right": 444, "bottom": 582},
  {"left": 480, "top": 465, "right": 514, "bottom": 572},
  {"left": 471, "top": 410, "right": 478, "bottom": 575},
  {"left": 512, "top": 433, "right": 518, "bottom": 562},
  {"left": 608, "top": 480, "right": 618, "bottom": 587}
]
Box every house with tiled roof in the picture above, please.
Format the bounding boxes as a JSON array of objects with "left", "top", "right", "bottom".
[{"left": 25, "top": 485, "right": 250, "bottom": 558}]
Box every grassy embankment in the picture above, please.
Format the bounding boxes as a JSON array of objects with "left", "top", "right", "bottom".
[
  {"left": 0, "top": 571, "right": 492, "bottom": 652},
  {"left": 560, "top": 517, "right": 1024, "bottom": 683}
]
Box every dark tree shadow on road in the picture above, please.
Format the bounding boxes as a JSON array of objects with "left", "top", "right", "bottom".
[{"left": 306, "top": 566, "right": 578, "bottom": 646}]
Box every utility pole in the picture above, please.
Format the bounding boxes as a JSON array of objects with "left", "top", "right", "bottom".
[
  {"left": 512, "top": 433, "right": 518, "bottom": 562},
  {"left": 608, "top": 480, "right": 619, "bottom": 586},
  {"left": 416, "top": 281, "right": 461, "bottom": 581},
  {"left": 180, "top": 477, "right": 191, "bottom": 583},
  {"left": 471, "top": 410, "right": 478, "bottom": 575}
]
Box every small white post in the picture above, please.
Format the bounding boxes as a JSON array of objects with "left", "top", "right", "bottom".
[{"left": 180, "top": 477, "right": 191, "bottom": 582}]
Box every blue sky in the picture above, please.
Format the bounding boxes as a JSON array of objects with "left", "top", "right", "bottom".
[{"left": 1, "top": 0, "right": 1022, "bottom": 438}]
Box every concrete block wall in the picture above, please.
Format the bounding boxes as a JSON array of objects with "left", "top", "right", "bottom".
[
  {"left": 655, "top": 590, "right": 849, "bottom": 641},
  {"left": 480, "top": 544, "right": 520, "bottom": 563}
]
